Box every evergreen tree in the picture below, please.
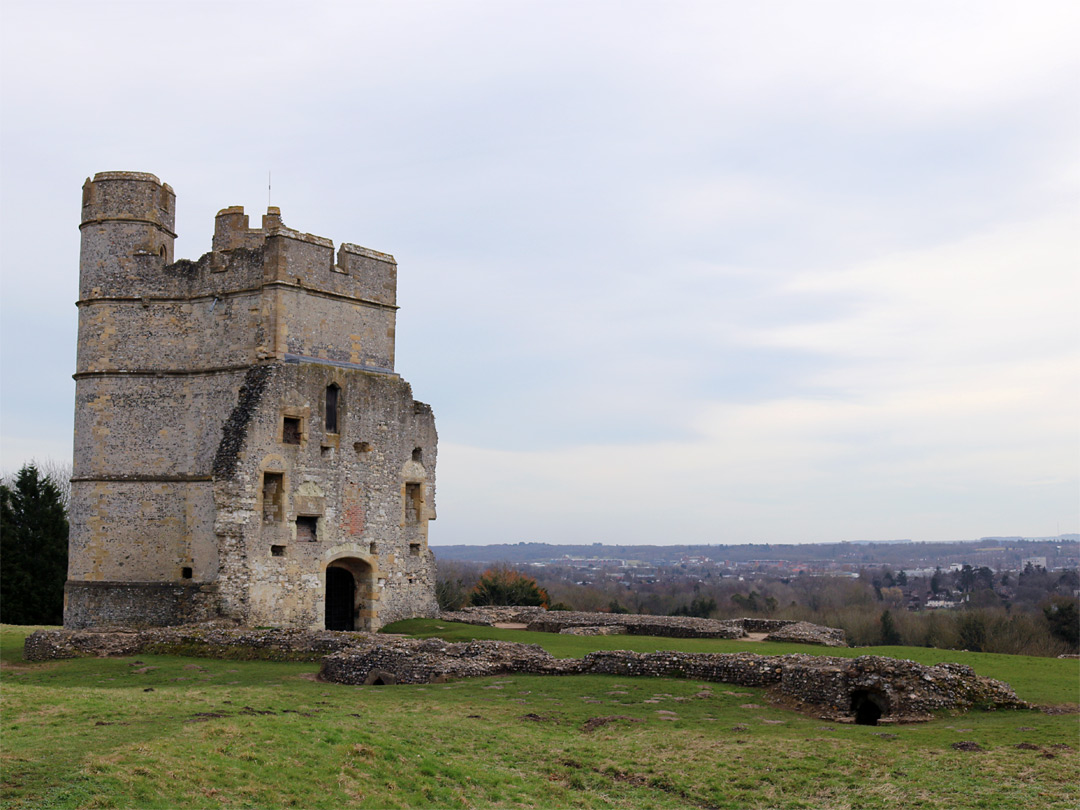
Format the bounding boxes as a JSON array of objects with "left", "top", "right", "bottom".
[
  {"left": 669, "top": 596, "right": 718, "bottom": 618},
  {"left": 1043, "top": 598, "right": 1079, "bottom": 647},
  {"left": 1, "top": 464, "right": 69, "bottom": 624},
  {"left": 879, "top": 610, "right": 902, "bottom": 645}
]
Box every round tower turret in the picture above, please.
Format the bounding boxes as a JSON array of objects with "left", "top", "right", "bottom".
[{"left": 79, "top": 171, "right": 176, "bottom": 300}]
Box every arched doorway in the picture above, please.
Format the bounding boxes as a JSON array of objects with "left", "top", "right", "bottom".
[
  {"left": 325, "top": 567, "right": 356, "bottom": 630},
  {"left": 324, "top": 557, "right": 377, "bottom": 631},
  {"left": 850, "top": 689, "right": 889, "bottom": 726}
]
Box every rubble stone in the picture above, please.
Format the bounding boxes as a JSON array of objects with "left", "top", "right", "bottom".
[
  {"left": 439, "top": 606, "right": 847, "bottom": 647},
  {"left": 24, "top": 625, "right": 1031, "bottom": 724}
]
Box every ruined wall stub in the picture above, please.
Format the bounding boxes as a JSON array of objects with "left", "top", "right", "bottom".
[{"left": 65, "top": 171, "right": 438, "bottom": 630}]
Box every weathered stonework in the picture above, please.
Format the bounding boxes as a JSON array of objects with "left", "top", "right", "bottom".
[
  {"left": 65, "top": 171, "right": 438, "bottom": 631},
  {"left": 317, "top": 638, "right": 1031, "bottom": 723},
  {"left": 438, "top": 607, "right": 848, "bottom": 647},
  {"left": 23, "top": 626, "right": 1031, "bottom": 724}
]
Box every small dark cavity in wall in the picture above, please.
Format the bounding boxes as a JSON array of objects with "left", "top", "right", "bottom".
[{"left": 851, "top": 689, "right": 888, "bottom": 725}]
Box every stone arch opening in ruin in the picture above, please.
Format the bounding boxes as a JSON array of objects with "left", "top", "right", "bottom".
[
  {"left": 850, "top": 689, "right": 889, "bottom": 726},
  {"left": 325, "top": 557, "right": 376, "bottom": 632}
]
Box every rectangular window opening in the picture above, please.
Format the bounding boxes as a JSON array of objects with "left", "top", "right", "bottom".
[
  {"left": 262, "top": 472, "right": 284, "bottom": 523},
  {"left": 368, "top": 541, "right": 377, "bottom": 555},
  {"left": 409, "top": 542, "right": 421, "bottom": 557},
  {"left": 181, "top": 566, "right": 193, "bottom": 579},
  {"left": 296, "top": 515, "right": 319, "bottom": 542},
  {"left": 326, "top": 385, "right": 339, "bottom": 434},
  {"left": 405, "top": 483, "right": 422, "bottom": 525},
  {"left": 282, "top": 416, "right": 302, "bottom": 445},
  {"left": 270, "top": 545, "right": 285, "bottom": 557}
]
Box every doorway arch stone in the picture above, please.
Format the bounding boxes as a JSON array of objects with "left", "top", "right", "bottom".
[{"left": 323, "top": 550, "right": 378, "bottom": 631}]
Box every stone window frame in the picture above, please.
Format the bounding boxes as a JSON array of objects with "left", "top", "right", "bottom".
[
  {"left": 403, "top": 481, "right": 424, "bottom": 526},
  {"left": 279, "top": 407, "right": 309, "bottom": 447},
  {"left": 295, "top": 514, "right": 320, "bottom": 543},
  {"left": 325, "top": 383, "right": 342, "bottom": 435},
  {"left": 260, "top": 469, "right": 288, "bottom": 524}
]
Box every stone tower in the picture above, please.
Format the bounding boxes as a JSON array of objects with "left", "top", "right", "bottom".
[{"left": 66, "top": 171, "right": 438, "bottom": 630}]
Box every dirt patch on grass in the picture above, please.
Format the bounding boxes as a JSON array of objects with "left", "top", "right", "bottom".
[
  {"left": 1041, "top": 703, "right": 1079, "bottom": 715},
  {"left": 582, "top": 715, "right": 644, "bottom": 733},
  {"left": 744, "top": 633, "right": 769, "bottom": 642},
  {"left": 951, "top": 741, "right": 983, "bottom": 752},
  {"left": 598, "top": 768, "right": 722, "bottom": 809},
  {"left": 0, "top": 658, "right": 60, "bottom": 674},
  {"left": 492, "top": 622, "right": 529, "bottom": 629}
]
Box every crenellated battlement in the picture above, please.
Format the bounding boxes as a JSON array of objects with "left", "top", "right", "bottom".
[
  {"left": 68, "top": 171, "right": 438, "bottom": 632},
  {"left": 77, "top": 173, "right": 400, "bottom": 374},
  {"left": 207, "top": 205, "right": 397, "bottom": 308},
  {"left": 81, "top": 171, "right": 176, "bottom": 236}
]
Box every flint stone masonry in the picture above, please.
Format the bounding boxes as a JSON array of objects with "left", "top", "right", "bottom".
[
  {"left": 66, "top": 172, "right": 438, "bottom": 631},
  {"left": 559, "top": 626, "right": 626, "bottom": 635},
  {"left": 24, "top": 625, "right": 373, "bottom": 662},
  {"left": 317, "top": 636, "right": 1031, "bottom": 722},
  {"left": 438, "top": 606, "right": 848, "bottom": 647},
  {"left": 24, "top": 626, "right": 1030, "bottom": 723},
  {"left": 762, "top": 621, "right": 847, "bottom": 647}
]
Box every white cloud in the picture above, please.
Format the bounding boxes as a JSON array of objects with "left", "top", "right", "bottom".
[{"left": 2, "top": 0, "right": 1077, "bottom": 540}]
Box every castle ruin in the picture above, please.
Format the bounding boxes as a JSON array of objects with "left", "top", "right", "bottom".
[{"left": 65, "top": 171, "right": 438, "bottom": 631}]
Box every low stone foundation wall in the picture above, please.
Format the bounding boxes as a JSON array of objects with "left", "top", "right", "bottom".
[
  {"left": 23, "top": 625, "right": 371, "bottom": 663},
  {"left": 24, "top": 625, "right": 1030, "bottom": 724},
  {"left": 318, "top": 637, "right": 1031, "bottom": 722},
  {"left": 438, "top": 607, "right": 847, "bottom": 647},
  {"left": 559, "top": 626, "right": 626, "bottom": 636},
  {"left": 526, "top": 611, "right": 748, "bottom": 639},
  {"left": 763, "top": 621, "right": 847, "bottom": 646}
]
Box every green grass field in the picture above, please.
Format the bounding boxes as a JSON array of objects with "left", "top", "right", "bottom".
[{"left": 2, "top": 623, "right": 1077, "bottom": 809}]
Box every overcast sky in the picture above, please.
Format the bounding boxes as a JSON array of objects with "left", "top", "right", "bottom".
[{"left": 1, "top": 0, "right": 1077, "bottom": 545}]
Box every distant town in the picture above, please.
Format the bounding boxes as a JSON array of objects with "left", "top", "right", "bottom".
[
  {"left": 432, "top": 536, "right": 1080, "bottom": 619},
  {"left": 433, "top": 535, "right": 1078, "bottom": 575}
]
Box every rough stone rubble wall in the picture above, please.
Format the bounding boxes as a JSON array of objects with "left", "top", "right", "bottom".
[
  {"left": 438, "top": 607, "right": 847, "bottom": 647},
  {"left": 24, "top": 627, "right": 1030, "bottom": 722},
  {"left": 316, "top": 636, "right": 1030, "bottom": 720}
]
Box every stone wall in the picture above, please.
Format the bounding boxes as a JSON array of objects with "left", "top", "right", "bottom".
[
  {"left": 24, "top": 626, "right": 1031, "bottom": 723},
  {"left": 317, "top": 636, "right": 1030, "bottom": 723},
  {"left": 25, "top": 625, "right": 364, "bottom": 662},
  {"left": 438, "top": 607, "right": 847, "bottom": 647},
  {"left": 66, "top": 172, "right": 438, "bottom": 631}
]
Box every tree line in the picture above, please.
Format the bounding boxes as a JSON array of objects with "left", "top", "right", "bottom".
[{"left": 435, "top": 558, "right": 1080, "bottom": 657}]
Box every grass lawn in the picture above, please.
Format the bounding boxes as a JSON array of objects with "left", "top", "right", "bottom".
[{"left": 2, "top": 623, "right": 1077, "bottom": 809}]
